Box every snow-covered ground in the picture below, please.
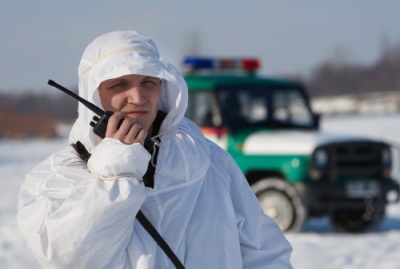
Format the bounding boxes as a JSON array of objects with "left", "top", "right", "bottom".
[{"left": 1, "top": 113, "right": 399, "bottom": 269}]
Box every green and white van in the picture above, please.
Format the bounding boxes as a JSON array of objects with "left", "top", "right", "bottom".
[{"left": 183, "top": 57, "right": 400, "bottom": 232}]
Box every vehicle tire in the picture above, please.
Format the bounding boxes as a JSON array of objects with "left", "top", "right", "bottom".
[
  {"left": 251, "top": 178, "right": 306, "bottom": 233},
  {"left": 329, "top": 198, "right": 386, "bottom": 232}
]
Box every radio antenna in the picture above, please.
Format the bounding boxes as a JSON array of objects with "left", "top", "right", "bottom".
[{"left": 48, "top": 80, "right": 104, "bottom": 116}]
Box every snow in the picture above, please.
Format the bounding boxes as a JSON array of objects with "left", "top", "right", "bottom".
[
  {"left": 312, "top": 91, "right": 400, "bottom": 115},
  {"left": 1, "top": 113, "right": 400, "bottom": 269}
]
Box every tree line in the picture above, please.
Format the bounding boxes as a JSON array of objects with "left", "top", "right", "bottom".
[
  {"left": 304, "top": 41, "right": 400, "bottom": 97},
  {"left": 0, "top": 91, "right": 77, "bottom": 138}
]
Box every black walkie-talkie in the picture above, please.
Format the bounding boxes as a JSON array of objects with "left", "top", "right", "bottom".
[{"left": 48, "top": 79, "right": 155, "bottom": 153}]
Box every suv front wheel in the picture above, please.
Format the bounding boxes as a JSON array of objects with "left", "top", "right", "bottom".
[
  {"left": 251, "top": 178, "right": 306, "bottom": 232},
  {"left": 329, "top": 197, "right": 386, "bottom": 232}
]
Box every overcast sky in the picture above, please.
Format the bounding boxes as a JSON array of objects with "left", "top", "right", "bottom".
[{"left": 1, "top": 0, "right": 399, "bottom": 94}]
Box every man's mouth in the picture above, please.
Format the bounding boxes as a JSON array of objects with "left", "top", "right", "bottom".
[{"left": 125, "top": 111, "right": 146, "bottom": 118}]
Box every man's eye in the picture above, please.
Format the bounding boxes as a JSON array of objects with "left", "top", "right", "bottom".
[
  {"left": 142, "top": 80, "right": 158, "bottom": 87},
  {"left": 110, "top": 82, "right": 125, "bottom": 89}
]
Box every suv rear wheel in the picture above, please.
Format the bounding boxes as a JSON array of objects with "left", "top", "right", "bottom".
[{"left": 251, "top": 178, "right": 306, "bottom": 232}]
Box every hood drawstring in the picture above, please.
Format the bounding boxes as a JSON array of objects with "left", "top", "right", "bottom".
[
  {"left": 149, "top": 125, "right": 177, "bottom": 167},
  {"left": 150, "top": 140, "right": 160, "bottom": 167}
]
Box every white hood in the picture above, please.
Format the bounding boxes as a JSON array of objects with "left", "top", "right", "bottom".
[
  {"left": 243, "top": 130, "right": 374, "bottom": 155},
  {"left": 69, "top": 30, "right": 188, "bottom": 151}
]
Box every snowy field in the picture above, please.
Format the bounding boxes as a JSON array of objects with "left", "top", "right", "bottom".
[{"left": 1, "top": 113, "right": 400, "bottom": 269}]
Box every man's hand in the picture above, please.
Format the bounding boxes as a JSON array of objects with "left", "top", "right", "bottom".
[{"left": 104, "top": 112, "right": 147, "bottom": 145}]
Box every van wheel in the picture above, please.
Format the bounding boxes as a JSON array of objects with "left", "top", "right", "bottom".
[{"left": 251, "top": 178, "right": 306, "bottom": 232}]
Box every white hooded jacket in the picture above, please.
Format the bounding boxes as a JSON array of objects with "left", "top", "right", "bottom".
[{"left": 17, "top": 31, "right": 293, "bottom": 269}]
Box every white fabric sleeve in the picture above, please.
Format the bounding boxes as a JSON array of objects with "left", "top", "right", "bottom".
[
  {"left": 88, "top": 138, "right": 151, "bottom": 180},
  {"left": 17, "top": 141, "right": 149, "bottom": 269},
  {"left": 226, "top": 156, "right": 293, "bottom": 269}
]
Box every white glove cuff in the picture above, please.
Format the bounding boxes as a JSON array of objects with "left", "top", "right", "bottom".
[{"left": 88, "top": 138, "right": 151, "bottom": 180}]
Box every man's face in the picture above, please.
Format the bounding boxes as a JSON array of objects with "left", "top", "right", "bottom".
[{"left": 98, "top": 74, "right": 161, "bottom": 133}]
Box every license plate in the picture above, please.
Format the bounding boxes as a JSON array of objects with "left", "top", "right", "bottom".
[{"left": 346, "top": 181, "right": 380, "bottom": 198}]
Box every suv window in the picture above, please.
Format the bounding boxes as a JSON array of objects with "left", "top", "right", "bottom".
[
  {"left": 186, "top": 86, "right": 315, "bottom": 131},
  {"left": 186, "top": 91, "right": 222, "bottom": 127},
  {"left": 216, "top": 87, "right": 269, "bottom": 131},
  {"left": 272, "top": 89, "right": 314, "bottom": 127}
]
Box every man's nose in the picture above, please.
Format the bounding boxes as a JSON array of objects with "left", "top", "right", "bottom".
[{"left": 127, "top": 86, "right": 145, "bottom": 104}]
